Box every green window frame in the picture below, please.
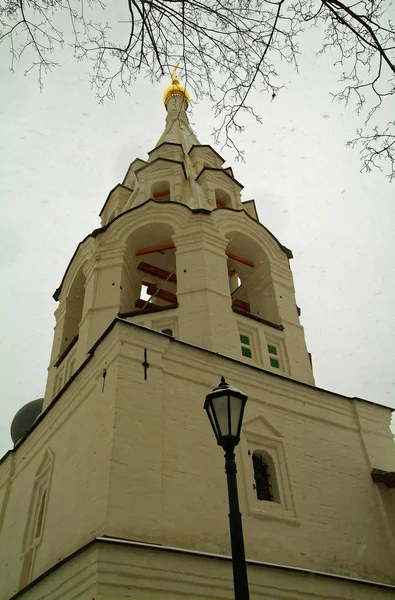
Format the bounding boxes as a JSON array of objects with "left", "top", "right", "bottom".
[
  {"left": 268, "top": 344, "right": 280, "bottom": 368},
  {"left": 242, "top": 346, "right": 252, "bottom": 358},
  {"left": 240, "top": 333, "right": 252, "bottom": 358}
]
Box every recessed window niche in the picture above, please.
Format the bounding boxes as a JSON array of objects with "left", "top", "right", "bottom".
[{"left": 152, "top": 180, "right": 171, "bottom": 202}]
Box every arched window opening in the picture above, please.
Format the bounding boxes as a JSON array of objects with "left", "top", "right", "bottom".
[
  {"left": 20, "top": 450, "right": 53, "bottom": 587},
  {"left": 226, "top": 234, "right": 280, "bottom": 325},
  {"left": 252, "top": 450, "right": 279, "bottom": 503},
  {"left": 135, "top": 247, "right": 177, "bottom": 311},
  {"left": 215, "top": 188, "right": 231, "bottom": 208},
  {"left": 152, "top": 180, "right": 171, "bottom": 202},
  {"left": 60, "top": 268, "right": 86, "bottom": 356},
  {"left": 121, "top": 224, "right": 178, "bottom": 316}
]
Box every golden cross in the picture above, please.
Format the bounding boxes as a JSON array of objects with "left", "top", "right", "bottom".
[{"left": 171, "top": 62, "right": 180, "bottom": 83}]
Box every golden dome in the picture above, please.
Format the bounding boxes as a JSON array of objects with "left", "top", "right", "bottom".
[{"left": 163, "top": 64, "right": 190, "bottom": 107}]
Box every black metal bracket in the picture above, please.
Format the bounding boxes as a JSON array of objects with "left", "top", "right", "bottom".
[{"left": 142, "top": 349, "right": 150, "bottom": 380}]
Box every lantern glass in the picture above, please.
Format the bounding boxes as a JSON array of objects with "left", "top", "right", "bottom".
[
  {"left": 205, "top": 399, "right": 221, "bottom": 440},
  {"left": 204, "top": 377, "right": 248, "bottom": 448},
  {"left": 211, "top": 394, "right": 229, "bottom": 437},
  {"left": 229, "top": 395, "right": 244, "bottom": 437}
]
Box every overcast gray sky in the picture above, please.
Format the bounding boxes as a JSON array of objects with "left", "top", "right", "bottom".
[{"left": 1, "top": 27, "right": 394, "bottom": 457}]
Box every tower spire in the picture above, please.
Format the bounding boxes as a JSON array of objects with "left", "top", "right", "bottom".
[{"left": 156, "top": 65, "right": 199, "bottom": 152}]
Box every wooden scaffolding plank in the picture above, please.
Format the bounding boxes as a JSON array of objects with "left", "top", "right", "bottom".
[
  {"left": 136, "top": 243, "right": 175, "bottom": 256},
  {"left": 232, "top": 298, "right": 251, "bottom": 313},
  {"left": 137, "top": 261, "right": 177, "bottom": 284},
  {"left": 135, "top": 298, "right": 148, "bottom": 309},
  {"left": 142, "top": 281, "right": 158, "bottom": 296},
  {"left": 154, "top": 288, "right": 177, "bottom": 304},
  {"left": 136, "top": 287, "right": 177, "bottom": 308},
  {"left": 226, "top": 251, "right": 254, "bottom": 267},
  {"left": 153, "top": 189, "right": 171, "bottom": 198}
]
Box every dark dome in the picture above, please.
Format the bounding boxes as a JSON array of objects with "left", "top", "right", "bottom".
[{"left": 10, "top": 398, "right": 43, "bottom": 445}]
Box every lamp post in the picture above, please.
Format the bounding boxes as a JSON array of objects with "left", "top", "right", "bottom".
[{"left": 204, "top": 376, "right": 250, "bottom": 600}]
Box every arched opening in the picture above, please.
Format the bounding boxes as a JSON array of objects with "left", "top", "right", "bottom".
[
  {"left": 121, "top": 223, "right": 177, "bottom": 316},
  {"left": 215, "top": 188, "right": 231, "bottom": 208},
  {"left": 225, "top": 233, "right": 280, "bottom": 325},
  {"left": 60, "top": 267, "right": 86, "bottom": 355},
  {"left": 151, "top": 180, "right": 171, "bottom": 202},
  {"left": 252, "top": 450, "right": 279, "bottom": 503}
]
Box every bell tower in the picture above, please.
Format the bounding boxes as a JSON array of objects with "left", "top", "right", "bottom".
[
  {"left": 2, "top": 71, "right": 394, "bottom": 600},
  {"left": 43, "top": 68, "right": 313, "bottom": 410}
]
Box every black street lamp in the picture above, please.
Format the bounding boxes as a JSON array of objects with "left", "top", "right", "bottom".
[{"left": 204, "top": 376, "right": 250, "bottom": 600}]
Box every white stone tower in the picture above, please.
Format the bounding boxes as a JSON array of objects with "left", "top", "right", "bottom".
[{"left": 1, "top": 71, "right": 394, "bottom": 600}]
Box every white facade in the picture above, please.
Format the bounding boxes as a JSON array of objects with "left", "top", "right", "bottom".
[{"left": 0, "top": 78, "right": 394, "bottom": 600}]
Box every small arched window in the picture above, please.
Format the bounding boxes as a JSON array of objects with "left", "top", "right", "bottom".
[
  {"left": 215, "top": 188, "right": 231, "bottom": 208},
  {"left": 252, "top": 450, "right": 279, "bottom": 503},
  {"left": 152, "top": 180, "right": 171, "bottom": 202},
  {"left": 20, "top": 450, "right": 54, "bottom": 587}
]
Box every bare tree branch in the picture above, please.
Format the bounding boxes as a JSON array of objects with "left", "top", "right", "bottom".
[{"left": 0, "top": 0, "right": 394, "bottom": 177}]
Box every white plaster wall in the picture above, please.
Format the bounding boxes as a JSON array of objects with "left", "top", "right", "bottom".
[
  {"left": 15, "top": 541, "right": 395, "bottom": 600},
  {"left": 1, "top": 321, "right": 395, "bottom": 600}
]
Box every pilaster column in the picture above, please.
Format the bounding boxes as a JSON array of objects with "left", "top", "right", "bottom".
[
  {"left": 173, "top": 217, "right": 240, "bottom": 357},
  {"left": 76, "top": 245, "right": 126, "bottom": 363}
]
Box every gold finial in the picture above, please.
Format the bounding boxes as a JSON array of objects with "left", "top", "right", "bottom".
[
  {"left": 163, "top": 62, "right": 190, "bottom": 107},
  {"left": 171, "top": 62, "right": 180, "bottom": 84}
]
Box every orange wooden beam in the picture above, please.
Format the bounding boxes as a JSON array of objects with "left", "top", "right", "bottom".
[
  {"left": 226, "top": 251, "right": 254, "bottom": 267},
  {"left": 135, "top": 298, "right": 147, "bottom": 309},
  {"left": 155, "top": 288, "right": 177, "bottom": 304},
  {"left": 142, "top": 281, "right": 158, "bottom": 295},
  {"left": 232, "top": 299, "right": 251, "bottom": 312},
  {"left": 137, "top": 261, "right": 177, "bottom": 284},
  {"left": 153, "top": 189, "right": 170, "bottom": 198},
  {"left": 136, "top": 242, "right": 175, "bottom": 256},
  {"left": 136, "top": 288, "right": 177, "bottom": 307}
]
